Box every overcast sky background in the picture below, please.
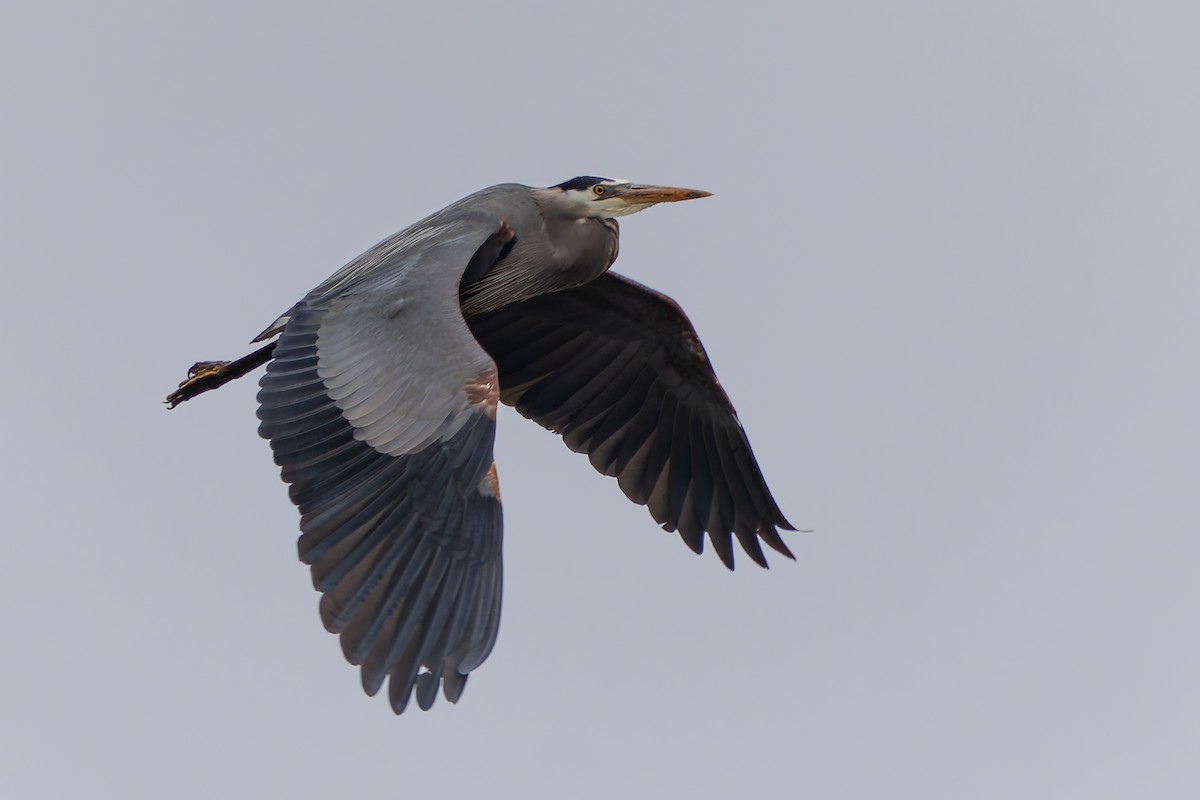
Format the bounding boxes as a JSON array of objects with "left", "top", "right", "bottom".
[{"left": 3, "top": 2, "right": 1198, "bottom": 798}]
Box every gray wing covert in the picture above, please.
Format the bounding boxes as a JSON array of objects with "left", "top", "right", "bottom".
[{"left": 257, "top": 217, "right": 509, "bottom": 713}]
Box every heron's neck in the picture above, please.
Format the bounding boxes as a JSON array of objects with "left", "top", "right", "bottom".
[{"left": 460, "top": 216, "right": 618, "bottom": 317}]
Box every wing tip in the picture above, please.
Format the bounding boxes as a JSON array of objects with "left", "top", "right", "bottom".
[
  {"left": 761, "top": 528, "right": 797, "bottom": 562},
  {"left": 774, "top": 508, "right": 801, "bottom": 533}
]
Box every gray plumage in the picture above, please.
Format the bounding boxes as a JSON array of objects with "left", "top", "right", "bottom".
[{"left": 167, "top": 177, "right": 795, "bottom": 713}]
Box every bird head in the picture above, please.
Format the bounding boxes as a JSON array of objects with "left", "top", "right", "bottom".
[{"left": 551, "top": 176, "right": 712, "bottom": 218}]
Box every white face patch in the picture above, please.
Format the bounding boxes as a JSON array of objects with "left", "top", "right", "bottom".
[
  {"left": 568, "top": 179, "right": 664, "bottom": 219},
  {"left": 603, "top": 199, "right": 659, "bottom": 217}
]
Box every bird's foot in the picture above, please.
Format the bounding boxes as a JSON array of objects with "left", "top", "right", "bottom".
[
  {"left": 163, "top": 341, "right": 278, "bottom": 410},
  {"left": 165, "top": 360, "right": 232, "bottom": 409}
]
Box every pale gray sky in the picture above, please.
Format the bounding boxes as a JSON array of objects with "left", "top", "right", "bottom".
[{"left": 3, "top": 2, "right": 1198, "bottom": 798}]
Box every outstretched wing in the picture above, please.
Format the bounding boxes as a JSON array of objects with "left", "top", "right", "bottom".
[
  {"left": 466, "top": 272, "right": 795, "bottom": 570},
  {"left": 257, "top": 216, "right": 511, "bottom": 713}
]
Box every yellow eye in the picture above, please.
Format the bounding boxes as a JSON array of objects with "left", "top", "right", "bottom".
[{"left": 593, "top": 185, "right": 606, "bottom": 196}]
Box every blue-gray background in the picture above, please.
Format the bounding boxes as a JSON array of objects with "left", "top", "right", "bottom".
[{"left": 3, "top": 2, "right": 1197, "bottom": 797}]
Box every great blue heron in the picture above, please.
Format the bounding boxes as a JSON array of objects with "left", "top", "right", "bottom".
[{"left": 167, "top": 177, "right": 796, "bottom": 713}]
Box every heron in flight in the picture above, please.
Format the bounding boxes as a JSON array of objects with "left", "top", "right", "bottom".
[{"left": 168, "top": 177, "right": 795, "bottom": 713}]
